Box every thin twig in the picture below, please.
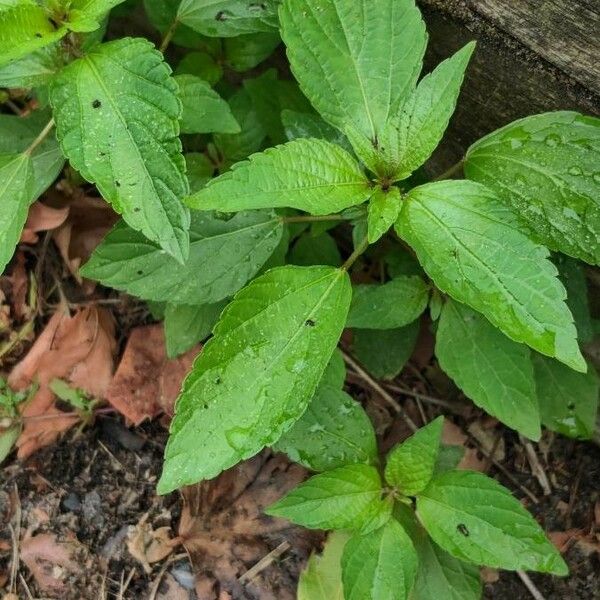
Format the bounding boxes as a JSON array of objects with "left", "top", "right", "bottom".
[
  {"left": 342, "top": 350, "right": 417, "bottom": 432},
  {"left": 238, "top": 541, "right": 291, "bottom": 584},
  {"left": 517, "top": 570, "right": 546, "bottom": 600},
  {"left": 475, "top": 441, "right": 539, "bottom": 504},
  {"left": 383, "top": 382, "right": 457, "bottom": 411},
  {"left": 521, "top": 437, "right": 552, "bottom": 496},
  {"left": 117, "top": 567, "right": 136, "bottom": 600},
  {"left": 148, "top": 553, "right": 188, "bottom": 600}
]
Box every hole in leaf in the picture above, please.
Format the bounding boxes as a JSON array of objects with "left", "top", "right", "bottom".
[
  {"left": 92, "top": 99, "right": 101, "bottom": 109},
  {"left": 567, "top": 402, "right": 575, "bottom": 410},
  {"left": 305, "top": 319, "right": 315, "bottom": 327},
  {"left": 457, "top": 523, "right": 469, "bottom": 536}
]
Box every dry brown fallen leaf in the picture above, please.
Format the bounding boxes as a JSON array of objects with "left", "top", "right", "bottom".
[
  {"left": 4, "top": 251, "right": 29, "bottom": 322},
  {"left": 20, "top": 532, "right": 85, "bottom": 596},
  {"left": 442, "top": 419, "right": 487, "bottom": 472},
  {"left": 20, "top": 202, "right": 70, "bottom": 245},
  {"left": 126, "top": 513, "right": 175, "bottom": 574},
  {"left": 52, "top": 196, "right": 118, "bottom": 283},
  {"left": 106, "top": 324, "right": 199, "bottom": 425},
  {"left": 177, "top": 453, "right": 317, "bottom": 600},
  {"left": 8, "top": 306, "right": 116, "bottom": 458}
]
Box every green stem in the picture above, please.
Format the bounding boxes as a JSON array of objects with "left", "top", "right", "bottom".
[
  {"left": 434, "top": 158, "right": 464, "bottom": 181},
  {"left": 282, "top": 214, "right": 347, "bottom": 224},
  {"left": 341, "top": 235, "right": 369, "bottom": 271},
  {"left": 24, "top": 118, "right": 55, "bottom": 156},
  {"left": 159, "top": 18, "right": 179, "bottom": 53}
]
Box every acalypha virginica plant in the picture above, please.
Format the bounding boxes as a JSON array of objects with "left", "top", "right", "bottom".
[{"left": 0, "top": 0, "right": 598, "bottom": 597}]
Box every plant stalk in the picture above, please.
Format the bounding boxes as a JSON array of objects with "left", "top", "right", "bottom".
[
  {"left": 341, "top": 235, "right": 369, "bottom": 271},
  {"left": 433, "top": 158, "right": 464, "bottom": 181},
  {"left": 282, "top": 214, "right": 347, "bottom": 224},
  {"left": 159, "top": 19, "right": 179, "bottom": 53}
]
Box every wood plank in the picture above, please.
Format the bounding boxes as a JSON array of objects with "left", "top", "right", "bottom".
[
  {"left": 469, "top": 0, "right": 600, "bottom": 94},
  {"left": 417, "top": 1, "right": 600, "bottom": 175}
]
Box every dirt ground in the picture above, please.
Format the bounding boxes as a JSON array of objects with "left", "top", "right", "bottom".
[{"left": 1, "top": 383, "right": 599, "bottom": 599}]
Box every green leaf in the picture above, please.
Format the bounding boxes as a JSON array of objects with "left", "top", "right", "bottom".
[
  {"left": 177, "top": 0, "right": 279, "bottom": 37},
  {"left": 175, "top": 52, "right": 222, "bottom": 86},
  {"left": 266, "top": 463, "right": 383, "bottom": 530},
  {"left": 185, "top": 152, "right": 214, "bottom": 193},
  {"left": 0, "top": 42, "right": 66, "bottom": 88},
  {"left": 384, "top": 416, "right": 443, "bottom": 495},
  {"left": 288, "top": 231, "right": 342, "bottom": 267},
  {"left": 417, "top": 469, "right": 568, "bottom": 574},
  {"left": 0, "top": 153, "right": 33, "bottom": 274},
  {"left": 435, "top": 299, "right": 541, "bottom": 440},
  {"left": 0, "top": 0, "right": 67, "bottom": 66},
  {"left": 50, "top": 37, "right": 190, "bottom": 262},
  {"left": 281, "top": 109, "right": 352, "bottom": 153},
  {"left": 396, "top": 180, "right": 584, "bottom": 371},
  {"left": 533, "top": 354, "right": 599, "bottom": 439},
  {"left": 352, "top": 322, "right": 420, "bottom": 380},
  {"left": 367, "top": 187, "right": 402, "bottom": 243},
  {"left": 243, "top": 69, "right": 287, "bottom": 144},
  {"left": 412, "top": 536, "right": 482, "bottom": 600},
  {"left": 298, "top": 531, "right": 348, "bottom": 600},
  {"left": 81, "top": 210, "right": 283, "bottom": 305},
  {"left": 391, "top": 42, "right": 474, "bottom": 180},
  {"left": 434, "top": 445, "right": 465, "bottom": 475},
  {"left": 213, "top": 88, "right": 266, "bottom": 162},
  {"left": 322, "top": 348, "right": 346, "bottom": 389},
  {"left": 394, "top": 503, "right": 482, "bottom": 600},
  {"left": 158, "top": 265, "right": 351, "bottom": 492},
  {"left": 555, "top": 254, "right": 594, "bottom": 343},
  {"left": 188, "top": 138, "right": 369, "bottom": 214},
  {"left": 224, "top": 31, "right": 280, "bottom": 72},
  {"left": 0, "top": 423, "right": 20, "bottom": 464},
  {"left": 164, "top": 300, "right": 226, "bottom": 358},
  {"left": 0, "top": 112, "right": 64, "bottom": 200},
  {"left": 174, "top": 74, "right": 240, "bottom": 134},
  {"left": 279, "top": 0, "right": 426, "bottom": 141},
  {"left": 274, "top": 385, "right": 377, "bottom": 472},
  {"left": 346, "top": 276, "right": 429, "bottom": 330},
  {"left": 465, "top": 111, "right": 600, "bottom": 265},
  {"left": 384, "top": 244, "right": 423, "bottom": 278},
  {"left": 67, "top": 0, "right": 127, "bottom": 29},
  {"left": 341, "top": 518, "right": 418, "bottom": 600}
]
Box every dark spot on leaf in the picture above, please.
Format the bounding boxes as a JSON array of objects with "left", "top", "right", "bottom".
[
  {"left": 305, "top": 319, "right": 315, "bottom": 327},
  {"left": 568, "top": 402, "right": 575, "bottom": 410},
  {"left": 92, "top": 99, "right": 101, "bottom": 108},
  {"left": 203, "top": 403, "right": 208, "bottom": 409},
  {"left": 215, "top": 377, "right": 222, "bottom": 384},
  {"left": 136, "top": 270, "right": 143, "bottom": 275},
  {"left": 215, "top": 10, "right": 226, "bottom": 20},
  {"left": 99, "top": 151, "right": 105, "bottom": 157},
  {"left": 35, "top": 32, "right": 43, "bottom": 38},
  {"left": 133, "top": 207, "right": 140, "bottom": 212},
  {"left": 457, "top": 523, "right": 469, "bottom": 536},
  {"left": 115, "top": 180, "right": 121, "bottom": 187}
]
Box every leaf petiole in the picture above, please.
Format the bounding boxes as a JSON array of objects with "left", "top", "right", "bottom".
[
  {"left": 341, "top": 235, "right": 369, "bottom": 271},
  {"left": 24, "top": 118, "right": 55, "bottom": 156}
]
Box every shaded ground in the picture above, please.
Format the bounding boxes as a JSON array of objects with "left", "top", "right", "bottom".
[{"left": 1, "top": 390, "right": 599, "bottom": 598}]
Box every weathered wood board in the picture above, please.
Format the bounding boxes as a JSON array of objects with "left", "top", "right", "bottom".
[{"left": 418, "top": 0, "right": 600, "bottom": 173}]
